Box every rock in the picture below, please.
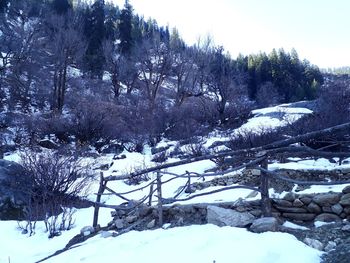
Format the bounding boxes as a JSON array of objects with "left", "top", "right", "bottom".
[
  {"left": 307, "top": 202, "right": 322, "bottom": 214},
  {"left": 283, "top": 192, "right": 296, "bottom": 202},
  {"left": 303, "top": 238, "right": 324, "bottom": 251},
  {"left": 100, "top": 143, "right": 124, "bottom": 155},
  {"left": 324, "top": 241, "right": 337, "bottom": 252},
  {"left": 38, "top": 139, "right": 59, "bottom": 149},
  {"left": 344, "top": 207, "right": 350, "bottom": 215},
  {"left": 293, "top": 199, "right": 304, "bottom": 207},
  {"left": 0, "top": 160, "right": 31, "bottom": 220},
  {"left": 282, "top": 213, "right": 316, "bottom": 221},
  {"left": 207, "top": 205, "right": 255, "bottom": 227},
  {"left": 125, "top": 215, "right": 138, "bottom": 224},
  {"left": 274, "top": 206, "right": 307, "bottom": 213},
  {"left": 80, "top": 226, "right": 95, "bottom": 236},
  {"left": 250, "top": 217, "right": 279, "bottom": 233},
  {"left": 339, "top": 193, "right": 350, "bottom": 206},
  {"left": 113, "top": 154, "right": 126, "bottom": 160},
  {"left": 314, "top": 213, "right": 342, "bottom": 222},
  {"left": 341, "top": 224, "right": 350, "bottom": 232},
  {"left": 342, "top": 185, "right": 350, "bottom": 194},
  {"left": 323, "top": 206, "right": 334, "bottom": 213},
  {"left": 300, "top": 196, "right": 312, "bottom": 205},
  {"left": 312, "top": 193, "right": 340, "bottom": 206},
  {"left": 114, "top": 219, "right": 124, "bottom": 229},
  {"left": 100, "top": 231, "right": 113, "bottom": 238},
  {"left": 147, "top": 219, "right": 156, "bottom": 229},
  {"left": 331, "top": 204, "right": 343, "bottom": 215},
  {"left": 273, "top": 199, "right": 293, "bottom": 207}
]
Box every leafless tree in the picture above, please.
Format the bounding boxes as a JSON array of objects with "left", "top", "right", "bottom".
[
  {"left": 169, "top": 48, "right": 204, "bottom": 107},
  {"left": 136, "top": 38, "right": 172, "bottom": 109},
  {"left": 43, "top": 12, "right": 86, "bottom": 114}
]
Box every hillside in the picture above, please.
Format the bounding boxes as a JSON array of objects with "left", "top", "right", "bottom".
[{"left": 1, "top": 1, "right": 350, "bottom": 263}]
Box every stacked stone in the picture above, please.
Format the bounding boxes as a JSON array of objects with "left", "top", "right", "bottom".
[{"left": 272, "top": 186, "right": 350, "bottom": 222}]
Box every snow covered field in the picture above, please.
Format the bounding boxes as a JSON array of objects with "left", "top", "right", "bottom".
[
  {"left": 0, "top": 208, "right": 322, "bottom": 263},
  {"left": 0, "top": 102, "right": 339, "bottom": 263}
]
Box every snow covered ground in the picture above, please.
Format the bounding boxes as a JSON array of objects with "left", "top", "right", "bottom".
[
  {"left": 1, "top": 208, "right": 322, "bottom": 263},
  {"left": 0, "top": 101, "right": 336, "bottom": 263}
]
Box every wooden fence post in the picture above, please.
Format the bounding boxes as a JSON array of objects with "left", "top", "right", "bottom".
[
  {"left": 93, "top": 172, "right": 106, "bottom": 227},
  {"left": 260, "top": 157, "right": 272, "bottom": 217},
  {"left": 156, "top": 171, "right": 163, "bottom": 226},
  {"left": 185, "top": 171, "right": 192, "bottom": 193},
  {"left": 148, "top": 181, "right": 154, "bottom": 206}
]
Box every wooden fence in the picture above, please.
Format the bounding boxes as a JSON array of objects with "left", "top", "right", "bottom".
[{"left": 92, "top": 153, "right": 350, "bottom": 227}]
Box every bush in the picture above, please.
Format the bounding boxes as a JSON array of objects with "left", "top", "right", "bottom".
[{"left": 19, "top": 151, "right": 94, "bottom": 234}]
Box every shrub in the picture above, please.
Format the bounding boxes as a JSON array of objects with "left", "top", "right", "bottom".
[{"left": 19, "top": 150, "right": 94, "bottom": 237}]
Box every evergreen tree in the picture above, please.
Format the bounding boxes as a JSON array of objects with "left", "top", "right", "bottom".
[
  {"left": 0, "top": 0, "right": 8, "bottom": 13},
  {"left": 52, "top": 0, "right": 72, "bottom": 14},
  {"left": 104, "top": 2, "right": 119, "bottom": 40},
  {"left": 118, "top": 0, "right": 133, "bottom": 55},
  {"left": 83, "top": 0, "right": 105, "bottom": 78}
]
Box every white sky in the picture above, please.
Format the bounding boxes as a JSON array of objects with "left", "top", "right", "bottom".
[{"left": 110, "top": 0, "right": 350, "bottom": 68}]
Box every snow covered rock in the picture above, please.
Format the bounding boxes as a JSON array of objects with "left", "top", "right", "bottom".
[
  {"left": 250, "top": 217, "right": 279, "bottom": 233},
  {"left": 206, "top": 205, "right": 255, "bottom": 227},
  {"left": 304, "top": 237, "right": 324, "bottom": 251},
  {"left": 38, "top": 139, "right": 59, "bottom": 149},
  {"left": 80, "top": 226, "right": 95, "bottom": 236}
]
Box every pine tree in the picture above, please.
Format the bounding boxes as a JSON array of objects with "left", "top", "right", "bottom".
[
  {"left": 83, "top": 0, "right": 106, "bottom": 79},
  {"left": 52, "top": 0, "right": 72, "bottom": 14},
  {"left": 118, "top": 0, "right": 133, "bottom": 55}
]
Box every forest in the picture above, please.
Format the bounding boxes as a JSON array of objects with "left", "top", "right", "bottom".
[{"left": 0, "top": 0, "right": 343, "bottom": 152}]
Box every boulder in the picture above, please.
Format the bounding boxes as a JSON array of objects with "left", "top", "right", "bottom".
[
  {"left": 339, "top": 193, "right": 350, "bottom": 206},
  {"left": 207, "top": 205, "right": 255, "bottom": 227},
  {"left": 250, "top": 217, "right": 279, "bottom": 233},
  {"left": 0, "top": 160, "right": 31, "bottom": 220},
  {"left": 342, "top": 185, "right": 350, "bottom": 194},
  {"left": 293, "top": 199, "right": 304, "bottom": 207},
  {"left": 312, "top": 193, "right": 340, "bottom": 206},
  {"left": 314, "top": 213, "right": 342, "bottom": 223},
  {"left": 274, "top": 206, "right": 307, "bottom": 213},
  {"left": 282, "top": 213, "right": 316, "bottom": 221},
  {"left": 307, "top": 202, "right": 322, "bottom": 214},
  {"left": 331, "top": 204, "right": 343, "bottom": 215},
  {"left": 38, "top": 139, "right": 59, "bottom": 149}
]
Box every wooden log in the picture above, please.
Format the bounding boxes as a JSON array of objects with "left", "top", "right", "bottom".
[
  {"left": 93, "top": 172, "right": 106, "bottom": 227},
  {"left": 156, "top": 171, "right": 163, "bottom": 226},
  {"left": 260, "top": 158, "right": 272, "bottom": 217}
]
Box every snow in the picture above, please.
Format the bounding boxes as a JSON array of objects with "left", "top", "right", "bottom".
[
  {"left": 46, "top": 225, "right": 321, "bottom": 263},
  {"left": 283, "top": 221, "right": 310, "bottom": 230},
  {"left": 6, "top": 220, "right": 321, "bottom": 263},
  {"left": 0, "top": 102, "right": 329, "bottom": 263},
  {"left": 269, "top": 158, "right": 350, "bottom": 171},
  {"left": 251, "top": 103, "right": 313, "bottom": 116}
]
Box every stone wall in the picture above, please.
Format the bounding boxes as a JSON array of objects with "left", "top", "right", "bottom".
[{"left": 272, "top": 186, "right": 350, "bottom": 222}]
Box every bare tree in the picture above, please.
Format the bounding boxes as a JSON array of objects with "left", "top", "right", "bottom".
[
  {"left": 136, "top": 38, "right": 172, "bottom": 109},
  {"left": 170, "top": 48, "right": 204, "bottom": 107},
  {"left": 44, "top": 12, "right": 86, "bottom": 114}
]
